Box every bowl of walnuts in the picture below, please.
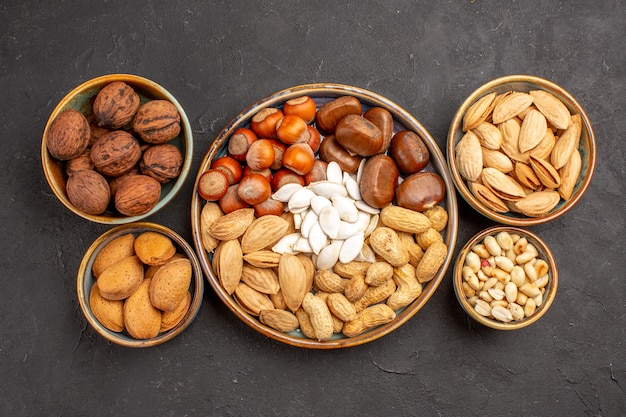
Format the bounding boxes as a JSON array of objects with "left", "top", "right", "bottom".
[{"left": 41, "top": 74, "right": 193, "bottom": 224}]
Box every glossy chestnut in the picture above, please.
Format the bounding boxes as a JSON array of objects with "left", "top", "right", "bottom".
[
  {"left": 396, "top": 172, "right": 446, "bottom": 212},
  {"left": 315, "top": 96, "right": 362, "bottom": 133},
  {"left": 335, "top": 114, "right": 383, "bottom": 157},
  {"left": 364, "top": 107, "right": 394, "bottom": 153},
  {"left": 318, "top": 134, "right": 362, "bottom": 174},
  {"left": 390, "top": 130, "right": 430, "bottom": 174},
  {"left": 358, "top": 154, "right": 399, "bottom": 208}
]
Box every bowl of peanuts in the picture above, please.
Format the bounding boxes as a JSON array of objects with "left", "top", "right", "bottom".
[
  {"left": 191, "top": 83, "right": 458, "bottom": 349},
  {"left": 447, "top": 74, "right": 596, "bottom": 226},
  {"left": 453, "top": 226, "right": 558, "bottom": 330}
]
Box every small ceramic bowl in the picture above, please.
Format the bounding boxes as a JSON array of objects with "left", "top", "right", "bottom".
[
  {"left": 77, "top": 222, "right": 204, "bottom": 347},
  {"left": 41, "top": 74, "right": 193, "bottom": 224},
  {"left": 453, "top": 226, "right": 558, "bottom": 330},
  {"left": 191, "top": 83, "right": 459, "bottom": 349},
  {"left": 447, "top": 74, "right": 596, "bottom": 226}
]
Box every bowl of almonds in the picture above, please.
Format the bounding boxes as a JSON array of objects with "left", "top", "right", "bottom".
[
  {"left": 191, "top": 83, "right": 459, "bottom": 349},
  {"left": 453, "top": 226, "right": 558, "bottom": 330},
  {"left": 76, "top": 222, "right": 204, "bottom": 347},
  {"left": 447, "top": 74, "right": 596, "bottom": 225},
  {"left": 41, "top": 74, "right": 193, "bottom": 224}
]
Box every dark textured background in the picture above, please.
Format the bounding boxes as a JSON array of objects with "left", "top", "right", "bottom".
[{"left": 2, "top": 1, "right": 624, "bottom": 416}]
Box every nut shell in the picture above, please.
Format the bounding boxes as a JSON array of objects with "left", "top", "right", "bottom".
[
  {"left": 46, "top": 109, "right": 90, "bottom": 161},
  {"left": 132, "top": 99, "right": 181, "bottom": 144},
  {"left": 93, "top": 81, "right": 140, "bottom": 129},
  {"left": 91, "top": 130, "right": 142, "bottom": 177},
  {"left": 66, "top": 169, "right": 111, "bottom": 215},
  {"left": 114, "top": 174, "right": 161, "bottom": 216},
  {"left": 140, "top": 143, "right": 183, "bottom": 183}
]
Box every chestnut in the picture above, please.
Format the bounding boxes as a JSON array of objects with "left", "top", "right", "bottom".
[
  {"left": 396, "top": 172, "right": 445, "bottom": 212},
  {"left": 390, "top": 130, "right": 430, "bottom": 174},
  {"left": 358, "top": 154, "right": 399, "bottom": 208},
  {"left": 364, "top": 107, "right": 394, "bottom": 154},
  {"left": 318, "top": 134, "right": 362, "bottom": 174},
  {"left": 335, "top": 114, "right": 383, "bottom": 157},
  {"left": 315, "top": 96, "right": 362, "bottom": 133}
]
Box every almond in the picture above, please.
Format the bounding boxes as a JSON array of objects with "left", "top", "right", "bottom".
[
  {"left": 200, "top": 202, "right": 223, "bottom": 253},
  {"left": 242, "top": 250, "right": 282, "bottom": 268},
  {"left": 240, "top": 215, "right": 290, "bottom": 254},
  {"left": 492, "top": 92, "right": 534, "bottom": 124},
  {"left": 149, "top": 258, "right": 192, "bottom": 312},
  {"left": 463, "top": 92, "right": 496, "bottom": 131},
  {"left": 208, "top": 207, "right": 255, "bottom": 240},
  {"left": 241, "top": 265, "right": 280, "bottom": 294},
  {"left": 216, "top": 239, "right": 243, "bottom": 295},
  {"left": 481, "top": 167, "right": 526, "bottom": 200},
  {"left": 529, "top": 90, "right": 571, "bottom": 130},
  {"left": 97, "top": 255, "right": 144, "bottom": 301},
  {"left": 514, "top": 190, "right": 560, "bottom": 217},
  {"left": 550, "top": 114, "right": 582, "bottom": 170},
  {"left": 455, "top": 130, "right": 483, "bottom": 181},
  {"left": 89, "top": 282, "right": 124, "bottom": 332},
  {"left": 124, "top": 278, "right": 162, "bottom": 339},
  {"left": 160, "top": 291, "right": 191, "bottom": 332},
  {"left": 278, "top": 253, "right": 309, "bottom": 312},
  {"left": 234, "top": 282, "right": 274, "bottom": 315},
  {"left": 518, "top": 109, "right": 548, "bottom": 153},
  {"left": 558, "top": 149, "right": 582, "bottom": 200},
  {"left": 259, "top": 309, "right": 299, "bottom": 332},
  {"left": 92, "top": 233, "right": 135, "bottom": 278},
  {"left": 473, "top": 122, "right": 503, "bottom": 150}
]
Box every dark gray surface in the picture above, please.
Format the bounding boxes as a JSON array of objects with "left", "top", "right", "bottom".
[{"left": 2, "top": 1, "right": 624, "bottom": 416}]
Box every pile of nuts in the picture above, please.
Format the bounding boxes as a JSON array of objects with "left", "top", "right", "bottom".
[
  {"left": 198, "top": 94, "right": 450, "bottom": 340},
  {"left": 89, "top": 231, "right": 194, "bottom": 339},
  {"left": 455, "top": 89, "right": 583, "bottom": 217},
  {"left": 459, "top": 230, "right": 550, "bottom": 323},
  {"left": 46, "top": 81, "right": 184, "bottom": 216}
]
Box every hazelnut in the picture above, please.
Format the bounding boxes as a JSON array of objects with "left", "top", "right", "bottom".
[
  {"left": 46, "top": 109, "right": 90, "bottom": 161},
  {"left": 66, "top": 169, "right": 111, "bottom": 215},
  {"left": 93, "top": 81, "right": 140, "bottom": 129},
  {"left": 114, "top": 174, "right": 161, "bottom": 216},
  {"left": 132, "top": 100, "right": 181, "bottom": 144},
  {"left": 90, "top": 130, "right": 142, "bottom": 177},
  {"left": 140, "top": 144, "right": 183, "bottom": 184}
]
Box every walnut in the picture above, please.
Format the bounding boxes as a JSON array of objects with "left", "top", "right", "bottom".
[
  {"left": 132, "top": 100, "right": 181, "bottom": 144},
  {"left": 93, "top": 81, "right": 140, "bottom": 129},
  {"left": 46, "top": 109, "right": 90, "bottom": 161},
  {"left": 65, "top": 148, "right": 94, "bottom": 177},
  {"left": 108, "top": 168, "right": 140, "bottom": 198},
  {"left": 140, "top": 144, "right": 183, "bottom": 183},
  {"left": 66, "top": 169, "right": 111, "bottom": 215},
  {"left": 114, "top": 175, "right": 161, "bottom": 216},
  {"left": 90, "top": 130, "right": 141, "bottom": 177}
]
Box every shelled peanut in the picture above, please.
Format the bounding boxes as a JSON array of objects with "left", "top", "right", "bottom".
[
  {"left": 455, "top": 89, "right": 583, "bottom": 217},
  {"left": 460, "top": 230, "right": 551, "bottom": 323}
]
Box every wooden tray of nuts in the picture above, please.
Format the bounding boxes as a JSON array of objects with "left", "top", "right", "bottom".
[{"left": 190, "top": 84, "right": 458, "bottom": 349}]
